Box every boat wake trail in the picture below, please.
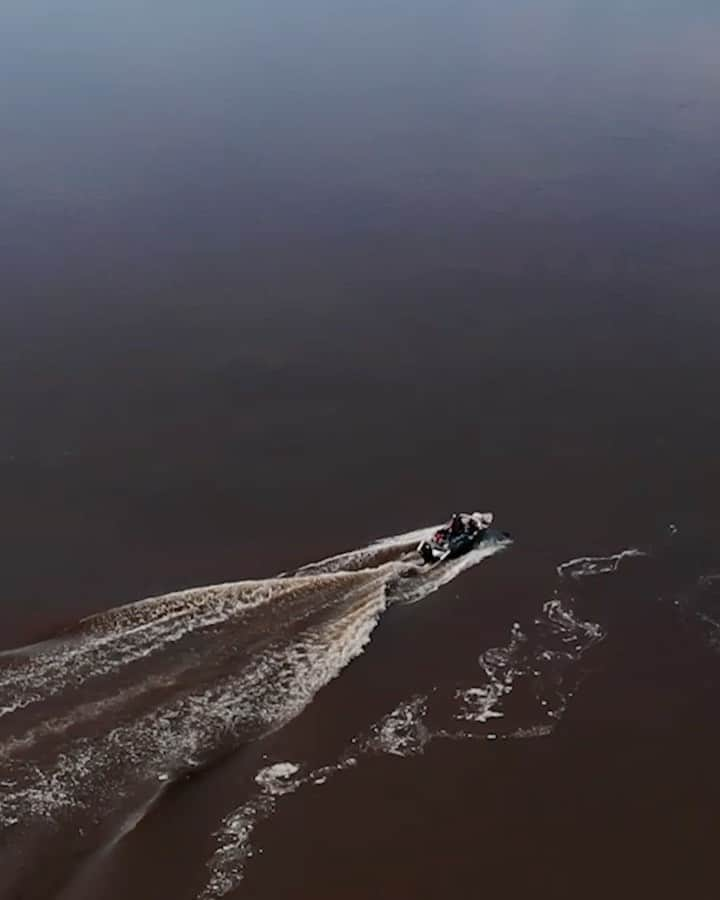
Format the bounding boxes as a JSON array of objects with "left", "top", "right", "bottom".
[
  {"left": 0, "top": 522, "right": 510, "bottom": 897},
  {"left": 201, "top": 549, "right": 621, "bottom": 899}
]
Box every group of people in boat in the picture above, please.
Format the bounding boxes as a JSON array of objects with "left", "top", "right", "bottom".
[{"left": 431, "top": 512, "right": 478, "bottom": 546}]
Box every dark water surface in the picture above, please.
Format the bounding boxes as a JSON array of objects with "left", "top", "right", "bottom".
[{"left": 2, "top": 1, "right": 719, "bottom": 897}]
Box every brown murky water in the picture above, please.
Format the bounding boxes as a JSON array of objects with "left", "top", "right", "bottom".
[{"left": 1, "top": 1, "right": 719, "bottom": 898}]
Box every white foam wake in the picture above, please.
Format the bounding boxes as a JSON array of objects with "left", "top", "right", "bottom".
[
  {"left": 0, "top": 580, "right": 300, "bottom": 720},
  {"left": 0, "top": 522, "right": 464, "bottom": 721},
  {"left": 0, "top": 523, "right": 510, "bottom": 842},
  {"left": 0, "top": 570, "right": 389, "bottom": 827}
]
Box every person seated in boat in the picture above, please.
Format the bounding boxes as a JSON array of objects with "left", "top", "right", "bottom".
[
  {"left": 465, "top": 514, "right": 481, "bottom": 535},
  {"left": 420, "top": 542, "right": 436, "bottom": 564},
  {"left": 450, "top": 513, "right": 465, "bottom": 535}
]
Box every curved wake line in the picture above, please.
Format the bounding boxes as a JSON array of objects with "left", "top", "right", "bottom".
[
  {"left": 201, "top": 570, "right": 603, "bottom": 899},
  {"left": 557, "top": 548, "right": 646, "bottom": 579}
]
